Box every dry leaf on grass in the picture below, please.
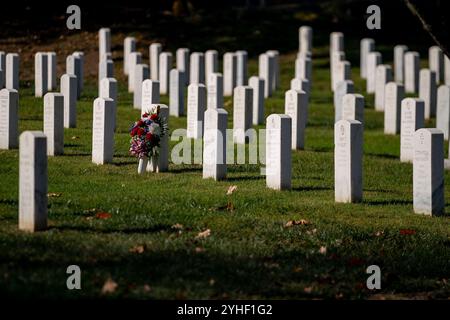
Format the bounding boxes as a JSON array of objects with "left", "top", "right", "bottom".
[
  {"left": 285, "top": 219, "right": 310, "bottom": 227},
  {"left": 129, "top": 245, "right": 146, "bottom": 254},
  {"left": 47, "top": 192, "right": 62, "bottom": 198},
  {"left": 195, "top": 247, "right": 205, "bottom": 253},
  {"left": 195, "top": 229, "right": 211, "bottom": 239},
  {"left": 319, "top": 246, "right": 327, "bottom": 255},
  {"left": 400, "top": 229, "right": 416, "bottom": 235},
  {"left": 171, "top": 223, "right": 184, "bottom": 230},
  {"left": 304, "top": 287, "right": 313, "bottom": 293},
  {"left": 101, "top": 278, "right": 118, "bottom": 295},
  {"left": 227, "top": 185, "right": 238, "bottom": 195},
  {"left": 95, "top": 212, "right": 112, "bottom": 219},
  {"left": 71, "top": 136, "right": 80, "bottom": 140}
]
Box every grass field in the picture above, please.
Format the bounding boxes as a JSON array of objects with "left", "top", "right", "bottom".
[{"left": 0, "top": 43, "right": 449, "bottom": 300}]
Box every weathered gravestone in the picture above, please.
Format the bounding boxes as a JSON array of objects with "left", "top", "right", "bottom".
[
  {"left": 419, "top": 69, "right": 437, "bottom": 119},
  {"left": 207, "top": 72, "right": 223, "bottom": 109},
  {"left": 266, "top": 114, "right": 292, "bottom": 190},
  {"left": 203, "top": 108, "right": 227, "bottom": 180},
  {"left": 366, "top": 52, "right": 381, "bottom": 94},
  {"left": 384, "top": 82, "right": 405, "bottom": 135},
  {"left": 19, "top": 131, "right": 47, "bottom": 232},
  {"left": 169, "top": 69, "right": 185, "bottom": 117},
  {"left": 233, "top": 86, "right": 253, "bottom": 144},
  {"left": 187, "top": 83, "right": 206, "bottom": 139},
  {"left": 92, "top": 97, "right": 114, "bottom": 165},
  {"left": 334, "top": 119, "right": 363, "bottom": 203},
  {"left": 0, "top": 88, "right": 18, "bottom": 149},
  {"left": 413, "top": 128, "right": 444, "bottom": 216},
  {"left": 60, "top": 74, "right": 77, "bottom": 128},
  {"left": 285, "top": 89, "right": 308, "bottom": 150},
  {"left": 34, "top": 52, "right": 48, "bottom": 97},
  {"left": 400, "top": 98, "right": 425, "bottom": 162},
  {"left": 249, "top": 76, "right": 265, "bottom": 125},
  {"left": 43, "top": 93, "right": 64, "bottom": 156},
  {"left": 436, "top": 85, "right": 450, "bottom": 140}
]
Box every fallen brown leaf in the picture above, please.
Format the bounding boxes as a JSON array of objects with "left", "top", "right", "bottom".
[
  {"left": 71, "top": 136, "right": 80, "bottom": 140},
  {"left": 285, "top": 219, "right": 310, "bottom": 227},
  {"left": 196, "top": 229, "right": 211, "bottom": 239},
  {"left": 171, "top": 223, "right": 183, "bottom": 230},
  {"left": 47, "top": 192, "right": 62, "bottom": 198},
  {"left": 400, "top": 229, "right": 416, "bottom": 235},
  {"left": 227, "top": 185, "right": 238, "bottom": 195},
  {"left": 195, "top": 247, "right": 205, "bottom": 253},
  {"left": 129, "top": 245, "right": 145, "bottom": 254},
  {"left": 319, "top": 246, "right": 327, "bottom": 255},
  {"left": 95, "top": 212, "right": 112, "bottom": 219},
  {"left": 101, "top": 278, "right": 118, "bottom": 295},
  {"left": 304, "top": 287, "right": 313, "bottom": 293}
]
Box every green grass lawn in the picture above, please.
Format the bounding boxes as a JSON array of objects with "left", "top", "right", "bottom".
[{"left": 0, "top": 47, "right": 449, "bottom": 300}]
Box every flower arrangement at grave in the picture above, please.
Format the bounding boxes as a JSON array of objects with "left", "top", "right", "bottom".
[{"left": 129, "top": 105, "right": 168, "bottom": 174}]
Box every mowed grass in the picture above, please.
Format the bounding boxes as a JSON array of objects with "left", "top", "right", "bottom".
[{"left": 0, "top": 47, "right": 449, "bottom": 300}]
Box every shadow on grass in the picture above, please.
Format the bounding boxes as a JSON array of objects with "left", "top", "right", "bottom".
[
  {"left": 51, "top": 223, "right": 174, "bottom": 234},
  {"left": 366, "top": 153, "right": 399, "bottom": 160},
  {"left": 226, "top": 175, "right": 263, "bottom": 182},
  {"left": 363, "top": 199, "right": 411, "bottom": 206},
  {"left": 168, "top": 166, "right": 202, "bottom": 174},
  {"left": 293, "top": 185, "right": 331, "bottom": 192}
]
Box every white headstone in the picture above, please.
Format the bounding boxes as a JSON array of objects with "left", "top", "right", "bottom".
[
  {"left": 146, "top": 104, "right": 169, "bottom": 172},
  {"left": 0, "top": 88, "right": 18, "bottom": 149},
  {"left": 99, "top": 28, "right": 111, "bottom": 58},
  {"left": 98, "top": 58, "right": 114, "bottom": 88},
  {"left": 334, "top": 119, "right": 363, "bottom": 203},
  {"left": 249, "top": 76, "right": 265, "bottom": 125},
  {"left": 187, "top": 83, "right": 206, "bottom": 139},
  {"left": 123, "top": 37, "right": 136, "bottom": 76},
  {"left": 333, "top": 60, "right": 351, "bottom": 92},
  {"left": 236, "top": 50, "right": 248, "bottom": 86},
  {"left": 334, "top": 80, "right": 354, "bottom": 122},
  {"left": 446, "top": 55, "right": 450, "bottom": 86},
  {"left": 285, "top": 89, "right": 308, "bottom": 150},
  {"left": 330, "top": 32, "right": 344, "bottom": 54},
  {"left": 295, "top": 55, "right": 312, "bottom": 81},
  {"left": 141, "top": 79, "right": 160, "bottom": 115},
  {"left": 394, "top": 45, "right": 408, "bottom": 83},
  {"left": 73, "top": 51, "right": 84, "bottom": 93},
  {"left": 384, "top": 82, "right": 405, "bottom": 135},
  {"left": 436, "top": 85, "right": 450, "bottom": 140},
  {"left": 400, "top": 98, "right": 425, "bottom": 162},
  {"left": 205, "top": 50, "right": 219, "bottom": 86},
  {"left": 43, "top": 93, "right": 64, "bottom": 156},
  {"left": 133, "top": 64, "right": 150, "bottom": 109},
  {"left": 203, "top": 108, "right": 227, "bottom": 180},
  {"left": 150, "top": 43, "right": 162, "bottom": 81},
  {"left": 159, "top": 52, "right": 172, "bottom": 95},
  {"left": 299, "top": 26, "right": 313, "bottom": 53},
  {"left": 207, "top": 72, "right": 223, "bottom": 109},
  {"left": 429, "top": 46, "right": 444, "bottom": 84},
  {"left": 0, "top": 51, "right": 5, "bottom": 88},
  {"left": 360, "top": 38, "right": 375, "bottom": 79},
  {"left": 128, "top": 52, "right": 142, "bottom": 92},
  {"left": 374, "top": 64, "right": 393, "bottom": 111},
  {"left": 190, "top": 52, "right": 205, "bottom": 85},
  {"left": 6, "top": 53, "right": 19, "bottom": 90},
  {"left": 259, "top": 53, "right": 274, "bottom": 98},
  {"left": 404, "top": 51, "right": 420, "bottom": 93},
  {"left": 19, "top": 131, "right": 47, "bottom": 232},
  {"left": 330, "top": 51, "right": 345, "bottom": 92},
  {"left": 266, "top": 114, "right": 292, "bottom": 190},
  {"left": 223, "top": 52, "right": 237, "bottom": 96},
  {"left": 92, "top": 97, "right": 114, "bottom": 164},
  {"left": 413, "top": 128, "right": 444, "bottom": 216},
  {"left": 169, "top": 69, "right": 185, "bottom": 117},
  {"left": 176, "top": 48, "right": 190, "bottom": 84},
  {"left": 60, "top": 74, "right": 77, "bottom": 128},
  {"left": 419, "top": 68, "right": 437, "bottom": 119},
  {"left": 34, "top": 52, "right": 48, "bottom": 97},
  {"left": 267, "top": 50, "right": 280, "bottom": 90},
  {"left": 99, "top": 78, "right": 118, "bottom": 131},
  {"left": 47, "top": 52, "right": 57, "bottom": 91},
  {"left": 366, "top": 52, "right": 382, "bottom": 94},
  {"left": 66, "top": 54, "right": 82, "bottom": 98},
  {"left": 233, "top": 86, "right": 253, "bottom": 144},
  {"left": 342, "top": 93, "right": 364, "bottom": 123}
]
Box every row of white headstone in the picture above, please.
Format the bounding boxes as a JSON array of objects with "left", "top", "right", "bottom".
[{"left": 329, "top": 31, "right": 446, "bottom": 216}]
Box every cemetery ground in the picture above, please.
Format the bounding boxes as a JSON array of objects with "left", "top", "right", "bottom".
[{"left": 1, "top": 43, "right": 450, "bottom": 300}]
